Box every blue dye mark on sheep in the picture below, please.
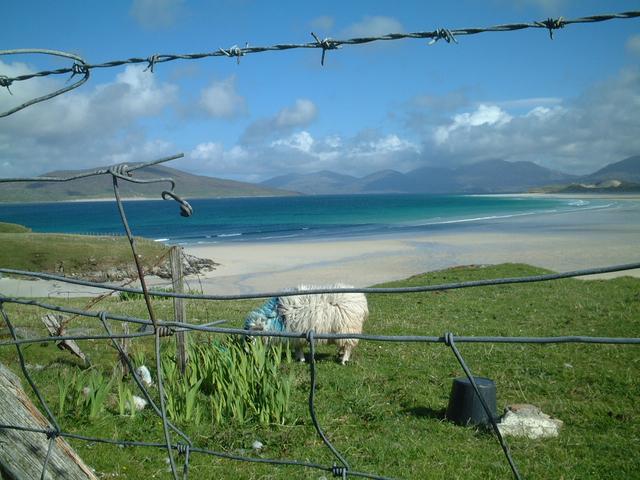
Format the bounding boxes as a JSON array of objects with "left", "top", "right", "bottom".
[{"left": 244, "top": 297, "right": 286, "bottom": 332}]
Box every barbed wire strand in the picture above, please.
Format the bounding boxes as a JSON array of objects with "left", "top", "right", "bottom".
[
  {"left": 3, "top": 259, "right": 640, "bottom": 301},
  {"left": 2, "top": 286, "right": 640, "bottom": 479},
  {"left": 1, "top": 11, "right": 639, "bottom": 117},
  {"left": 0, "top": 49, "right": 89, "bottom": 118},
  {"left": 2, "top": 8, "right": 640, "bottom": 468}
]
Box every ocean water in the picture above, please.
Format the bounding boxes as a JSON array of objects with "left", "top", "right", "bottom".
[{"left": 0, "top": 194, "right": 613, "bottom": 245}]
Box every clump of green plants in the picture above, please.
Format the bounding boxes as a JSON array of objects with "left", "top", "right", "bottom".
[
  {"left": 54, "top": 337, "right": 294, "bottom": 427},
  {"left": 56, "top": 369, "right": 115, "bottom": 419},
  {"left": 116, "top": 379, "right": 139, "bottom": 417},
  {"left": 160, "top": 338, "right": 294, "bottom": 426}
]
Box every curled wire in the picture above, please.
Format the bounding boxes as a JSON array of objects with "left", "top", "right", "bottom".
[
  {"left": 162, "top": 190, "right": 194, "bottom": 217},
  {"left": 0, "top": 49, "right": 90, "bottom": 118}
]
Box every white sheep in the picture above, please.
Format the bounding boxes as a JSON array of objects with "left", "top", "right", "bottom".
[{"left": 243, "top": 284, "right": 368, "bottom": 364}]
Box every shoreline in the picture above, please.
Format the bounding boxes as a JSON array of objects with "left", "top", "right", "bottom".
[
  {"left": 178, "top": 200, "right": 640, "bottom": 294},
  {"left": 2, "top": 191, "right": 640, "bottom": 205},
  {"left": 1, "top": 196, "right": 638, "bottom": 297}
]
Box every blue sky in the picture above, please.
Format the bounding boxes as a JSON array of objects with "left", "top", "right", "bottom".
[{"left": 1, "top": 0, "right": 639, "bottom": 182}]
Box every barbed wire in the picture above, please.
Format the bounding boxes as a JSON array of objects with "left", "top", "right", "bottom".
[
  {"left": 1, "top": 11, "right": 639, "bottom": 117},
  {"left": 2, "top": 10, "right": 640, "bottom": 478},
  {"left": 1, "top": 154, "right": 639, "bottom": 478},
  {"left": 2, "top": 260, "right": 640, "bottom": 301},
  {"left": 2, "top": 300, "right": 640, "bottom": 480}
]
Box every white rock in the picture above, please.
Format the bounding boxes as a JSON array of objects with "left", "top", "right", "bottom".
[
  {"left": 498, "top": 404, "right": 563, "bottom": 439},
  {"left": 131, "top": 395, "right": 148, "bottom": 411},
  {"left": 252, "top": 440, "right": 263, "bottom": 451},
  {"left": 135, "top": 365, "right": 153, "bottom": 387}
]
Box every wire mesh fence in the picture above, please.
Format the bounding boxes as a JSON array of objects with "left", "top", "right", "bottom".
[
  {"left": 1, "top": 158, "right": 639, "bottom": 479},
  {"left": 1, "top": 8, "right": 640, "bottom": 480}
]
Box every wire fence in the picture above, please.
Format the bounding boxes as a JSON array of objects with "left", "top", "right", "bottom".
[
  {"left": 1, "top": 156, "right": 639, "bottom": 480},
  {"left": 1, "top": 11, "right": 639, "bottom": 118},
  {"left": 1, "top": 8, "right": 640, "bottom": 480}
]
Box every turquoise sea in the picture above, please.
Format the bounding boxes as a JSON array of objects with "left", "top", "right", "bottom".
[{"left": 0, "top": 194, "right": 614, "bottom": 245}]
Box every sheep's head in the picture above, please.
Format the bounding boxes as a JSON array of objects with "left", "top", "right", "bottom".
[{"left": 243, "top": 297, "right": 285, "bottom": 333}]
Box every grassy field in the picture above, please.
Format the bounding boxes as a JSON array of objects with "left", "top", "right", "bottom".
[
  {"left": 0, "top": 221, "right": 32, "bottom": 233},
  {"left": 0, "top": 264, "right": 638, "bottom": 479},
  {"left": 0, "top": 228, "right": 168, "bottom": 277}
]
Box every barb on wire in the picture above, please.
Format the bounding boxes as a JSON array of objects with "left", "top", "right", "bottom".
[
  {"left": 3, "top": 11, "right": 637, "bottom": 116},
  {"left": 220, "top": 43, "right": 247, "bottom": 64},
  {"left": 535, "top": 17, "right": 566, "bottom": 39},
  {"left": 311, "top": 32, "right": 341, "bottom": 66},
  {"left": 0, "top": 75, "right": 13, "bottom": 94},
  {"left": 428, "top": 28, "right": 458, "bottom": 45},
  {"left": 144, "top": 54, "right": 160, "bottom": 72}
]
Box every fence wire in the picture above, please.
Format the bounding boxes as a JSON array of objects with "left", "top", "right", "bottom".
[
  {"left": 1, "top": 11, "right": 639, "bottom": 117},
  {"left": 0, "top": 156, "right": 639, "bottom": 480},
  {"left": 1, "top": 8, "right": 640, "bottom": 479}
]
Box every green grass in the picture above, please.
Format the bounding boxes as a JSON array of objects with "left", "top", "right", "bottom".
[
  {"left": 0, "top": 264, "right": 638, "bottom": 479},
  {"left": 0, "top": 230, "right": 168, "bottom": 277},
  {"left": 0, "top": 222, "right": 31, "bottom": 233}
]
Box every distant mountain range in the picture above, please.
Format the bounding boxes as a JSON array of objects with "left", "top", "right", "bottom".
[
  {"left": 0, "top": 164, "right": 296, "bottom": 203},
  {"left": 261, "top": 155, "right": 640, "bottom": 195},
  {"left": 1, "top": 155, "right": 639, "bottom": 203}
]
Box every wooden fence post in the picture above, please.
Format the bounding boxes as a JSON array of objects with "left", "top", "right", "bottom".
[
  {"left": 0, "top": 363, "right": 98, "bottom": 479},
  {"left": 170, "top": 246, "right": 188, "bottom": 374}
]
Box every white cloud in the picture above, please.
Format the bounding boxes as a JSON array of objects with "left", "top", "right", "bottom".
[
  {"left": 275, "top": 99, "right": 317, "bottom": 128},
  {"left": 130, "top": 0, "right": 185, "bottom": 29},
  {"left": 241, "top": 98, "right": 317, "bottom": 144},
  {"left": 189, "top": 129, "right": 420, "bottom": 181},
  {"left": 627, "top": 34, "right": 640, "bottom": 56},
  {"left": 199, "top": 76, "right": 246, "bottom": 118},
  {"left": 416, "top": 69, "right": 640, "bottom": 173},
  {"left": 0, "top": 62, "right": 178, "bottom": 177},
  {"left": 271, "top": 131, "right": 314, "bottom": 153},
  {"left": 343, "top": 16, "right": 404, "bottom": 38},
  {"left": 434, "top": 104, "right": 512, "bottom": 144}
]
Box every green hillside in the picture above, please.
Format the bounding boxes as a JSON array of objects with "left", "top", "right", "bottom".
[{"left": 0, "top": 164, "right": 297, "bottom": 203}]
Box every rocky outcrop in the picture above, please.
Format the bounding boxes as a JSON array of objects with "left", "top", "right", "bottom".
[{"left": 80, "top": 253, "right": 217, "bottom": 283}]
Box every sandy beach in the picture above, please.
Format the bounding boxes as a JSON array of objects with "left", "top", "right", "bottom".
[
  {"left": 2, "top": 196, "right": 639, "bottom": 297},
  {"left": 178, "top": 197, "right": 640, "bottom": 295}
]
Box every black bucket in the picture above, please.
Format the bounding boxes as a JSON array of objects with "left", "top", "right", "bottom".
[{"left": 446, "top": 376, "right": 497, "bottom": 426}]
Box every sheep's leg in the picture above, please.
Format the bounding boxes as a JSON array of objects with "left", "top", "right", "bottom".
[
  {"left": 294, "top": 344, "right": 306, "bottom": 362},
  {"left": 339, "top": 345, "right": 352, "bottom": 365}
]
